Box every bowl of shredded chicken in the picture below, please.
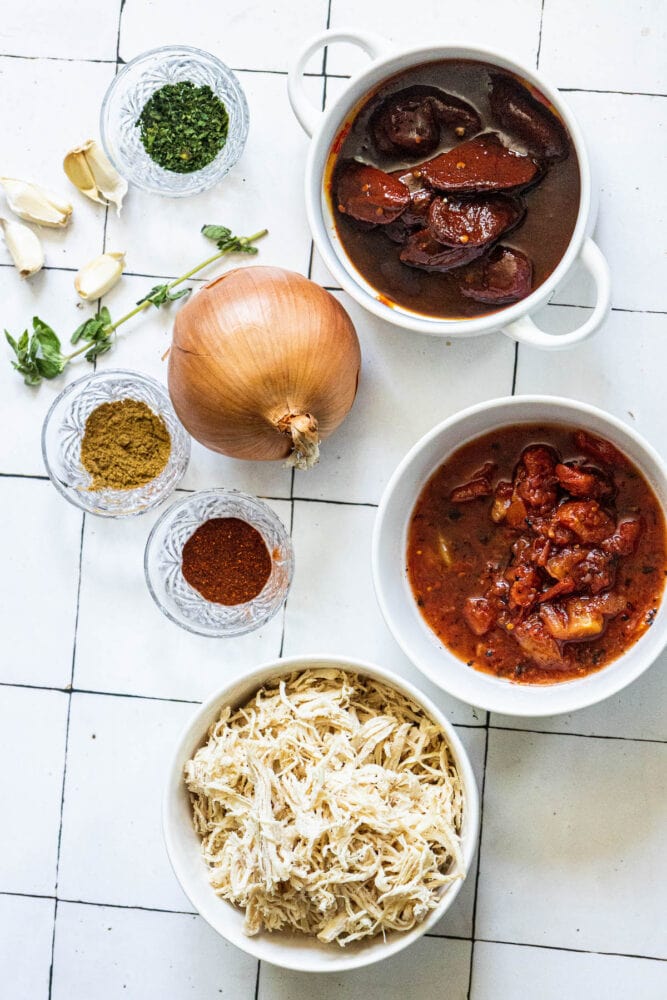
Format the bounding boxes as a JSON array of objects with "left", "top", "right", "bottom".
[{"left": 164, "top": 656, "right": 479, "bottom": 972}]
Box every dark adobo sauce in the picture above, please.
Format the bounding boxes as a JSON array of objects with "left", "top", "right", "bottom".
[
  {"left": 407, "top": 425, "right": 666, "bottom": 684},
  {"left": 327, "top": 60, "right": 581, "bottom": 319}
]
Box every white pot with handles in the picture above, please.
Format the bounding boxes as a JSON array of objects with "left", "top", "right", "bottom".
[{"left": 288, "top": 30, "right": 611, "bottom": 350}]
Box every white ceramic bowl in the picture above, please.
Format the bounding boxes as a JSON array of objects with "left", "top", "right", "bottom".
[
  {"left": 373, "top": 396, "right": 667, "bottom": 716},
  {"left": 163, "top": 654, "right": 479, "bottom": 972},
  {"left": 288, "top": 30, "right": 610, "bottom": 350}
]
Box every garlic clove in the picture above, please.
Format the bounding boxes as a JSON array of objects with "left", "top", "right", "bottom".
[
  {"left": 75, "top": 251, "right": 125, "bottom": 300},
  {"left": 0, "top": 217, "right": 44, "bottom": 278},
  {"left": 0, "top": 177, "right": 72, "bottom": 228},
  {"left": 63, "top": 139, "right": 127, "bottom": 215}
]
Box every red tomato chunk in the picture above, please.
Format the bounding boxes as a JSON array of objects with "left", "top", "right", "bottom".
[{"left": 407, "top": 424, "right": 667, "bottom": 683}]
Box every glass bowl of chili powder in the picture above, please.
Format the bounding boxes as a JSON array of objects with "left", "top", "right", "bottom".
[
  {"left": 144, "top": 489, "right": 294, "bottom": 636},
  {"left": 100, "top": 45, "right": 249, "bottom": 197}
]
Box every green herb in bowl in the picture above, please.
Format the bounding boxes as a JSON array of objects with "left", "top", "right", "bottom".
[{"left": 136, "top": 81, "right": 229, "bottom": 173}]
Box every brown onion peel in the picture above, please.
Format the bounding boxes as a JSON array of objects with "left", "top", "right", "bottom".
[{"left": 168, "top": 266, "right": 361, "bottom": 469}]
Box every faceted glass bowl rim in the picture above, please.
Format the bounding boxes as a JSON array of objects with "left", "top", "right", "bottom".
[
  {"left": 41, "top": 368, "right": 191, "bottom": 518},
  {"left": 99, "top": 44, "right": 250, "bottom": 197},
  {"left": 143, "top": 488, "right": 295, "bottom": 637}
]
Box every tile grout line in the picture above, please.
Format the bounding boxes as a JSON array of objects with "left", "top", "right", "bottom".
[
  {"left": 253, "top": 958, "right": 262, "bottom": 1000},
  {"left": 535, "top": 0, "right": 547, "bottom": 68},
  {"left": 321, "top": 0, "right": 333, "bottom": 77},
  {"left": 2, "top": 260, "right": 665, "bottom": 318},
  {"left": 560, "top": 86, "right": 667, "bottom": 98},
  {"left": 4, "top": 676, "right": 665, "bottom": 742},
  {"left": 47, "top": 3, "right": 126, "bottom": 988},
  {"left": 0, "top": 51, "right": 662, "bottom": 96},
  {"left": 5, "top": 888, "right": 665, "bottom": 963},
  {"left": 465, "top": 720, "right": 490, "bottom": 998},
  {"left": 46, "top": 512, "right": 86, "bottom": 1000},
  {"left": 474, "top": 935, "right": 667, "bottom": 964},
  {"left": 0, "top": 51, "right": 352, "bottom": 81}
]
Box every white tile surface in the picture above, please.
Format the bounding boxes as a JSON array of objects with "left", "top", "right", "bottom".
[
  {"left": 51, "top": 901, "right": 257, "bottom": 1000},
  {"left": 552, "top": 92, "right": 666, "bottom": 311},
  {"left": 0, "top": 3, "right": 119, "bottom": 60},
  {"left": 476, "top": 729, "right": 667, "bottom": 957},
  {"left": 105, "top": 72, "right": 319, "bottom": 281},
  {"left": 471, "top": 940, "right": 667, "bottom": 1000},
  {"left": 431, "top": 726, "right": 486, "bottom": 938},
  {"left": 284, "top": 500, "right": 486, "bottom": 725},
  {"left": 0, "top": 478, "right": 81, "bottom": 687},
  {"left": 2, "top": 2, "right": 667, "bottom": 996},
  {"left": 0, "top": 267, "right": 108, "bottom": 479},
  {"left": 294, "top": 291, "right": 516, "bottom": 505},
  {"left": 327, "top": 0, "right": 543, "bottom": 75},
  {"left": 0, "top": 894, "right": 56, "bottom": 1000},
  {"left": 539, "top": 0, "right": 666, "bottom": 93},
  {"left": 73, "top": 494, "right": 289, "bottom": 700},
  {"left": 0, "top": 687, "right": 68, "bottom": 894},
  {"left": 119, "top": 0, "right": 330, "bottom": 72},
  {"left": 515, "top": 307, "right": 667, "bottom": 459},
  {"left": 492, "top": 647, "right": 667, "bottom": 741},
  {"left": 258, "top": 936, "right": 472, "bottom": 1000},
  {"left": 58, "top": 692, "right": 194, "bottom": 911},
  {"left": 0, "top": 57, "right": 114, "bottom": 270}
]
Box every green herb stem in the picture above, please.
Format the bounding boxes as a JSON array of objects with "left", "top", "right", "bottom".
[{"left": 62, "top": 229, "right": 268, "bottom": 364}]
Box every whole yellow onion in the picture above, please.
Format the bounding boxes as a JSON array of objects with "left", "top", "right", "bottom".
[{"left": 168, "top": 266, "right": 361, "bottom": 469}]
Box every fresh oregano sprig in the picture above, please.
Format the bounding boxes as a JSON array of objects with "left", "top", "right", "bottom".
[{"left": 5, "top": 225, "right": 268, "bottom": 385}]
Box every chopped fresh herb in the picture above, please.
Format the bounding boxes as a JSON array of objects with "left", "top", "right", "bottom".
[
  {"left": 136, "top": 81, "right": 229, "bottom": 173},
  {"left": 642, "top": 565, "right": 656, "bottom": 574},
  {"left": 448, "top": 509, "right": 463, "bottom": 521}
]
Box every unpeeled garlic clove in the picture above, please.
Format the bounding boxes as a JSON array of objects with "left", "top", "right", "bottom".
[
  {"left": 75, "top": 251, "right": 125, "bottom": 300},
  {"left": 63, "top": 139, "right": 127, "bottom": 215},
  {"left": 0, "top": 217, "right": 44, "bottom": 278},
  {"left": 0, "top": 177, "right": 72, "bottom": 228}
]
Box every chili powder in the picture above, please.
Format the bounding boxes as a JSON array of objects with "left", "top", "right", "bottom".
[{"left": 181, "top": 517, "right": 272, "bottom": 605}]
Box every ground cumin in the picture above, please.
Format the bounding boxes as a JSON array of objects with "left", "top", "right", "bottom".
[
  {"left": 181, "top": 517, "right": 272, "bottom": 605},
  {"left": 81, "top": 398, "right": 171, "bottom": 491}
]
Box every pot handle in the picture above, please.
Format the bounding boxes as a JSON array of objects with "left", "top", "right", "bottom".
[
  {"left": 503, "top": 238, "right": 611, "bottom": 350},
  {"left": 288, "top": 29, "right": 392, "bottom": 137}
]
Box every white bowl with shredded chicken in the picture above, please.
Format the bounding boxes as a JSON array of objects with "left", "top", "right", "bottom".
[{"left": 163, "top": 655, "right": 479, "bottom": 972}]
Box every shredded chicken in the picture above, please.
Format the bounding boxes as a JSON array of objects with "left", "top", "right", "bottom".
[{"left": 184, "top": 669, "right": 465, "bottom": 947}]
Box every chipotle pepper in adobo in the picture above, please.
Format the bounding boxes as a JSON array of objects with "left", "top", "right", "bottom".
[
  {"left": 407, "top": 425, "right": 667, "bottom": 683},
  {"left": 328, "top": 59, "right": 580, "bottom": 319}
]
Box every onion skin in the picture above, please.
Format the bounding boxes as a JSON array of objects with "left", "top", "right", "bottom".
[{"left": 168, "top": 266, "right": 361, "bottom": 466}]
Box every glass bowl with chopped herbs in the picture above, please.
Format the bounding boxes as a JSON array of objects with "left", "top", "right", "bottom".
[
  {"left": 100, "top": 46, "right": 249, "bottom": 197},
  {"left": 42, "top": 370, "right": 191, "bottom": 517}
]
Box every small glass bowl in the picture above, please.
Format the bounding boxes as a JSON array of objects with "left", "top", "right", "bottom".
[
  {"left": 100, "top": 45, "right": 250, "bottom": 197},
  {"left": 144, "top": 489, "right": 294, "bottom": 637},
  {"left": 42, "top": 369, "right": 191, "bottom": 518}
]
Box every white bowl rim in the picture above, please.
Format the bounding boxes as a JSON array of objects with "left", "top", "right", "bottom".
[
  {"left": 372, "top": 395, "right": 667, "bottom": 716},
  {"left": 162, "top": 653, "right": 480, "bottom": 972}
]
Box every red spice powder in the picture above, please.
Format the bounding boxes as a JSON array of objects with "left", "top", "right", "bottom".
[{"left": 181, "top": 517, "right": 272, "bottom": 605}]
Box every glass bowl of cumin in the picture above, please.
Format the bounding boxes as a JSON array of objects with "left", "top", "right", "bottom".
[
  {"left": 144, "top": 489, "right": 294, "bottom": 637},
  {"left": 41, "top": 369, "right": 191, "bottom": 517},
  {"left": 100, "top": 45, "right": 249, "bottom": 197}
]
